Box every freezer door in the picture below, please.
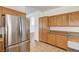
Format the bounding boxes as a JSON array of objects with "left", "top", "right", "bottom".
[
  {"left": 20, "top": 16, "right": 30, "bottom": 42},
  {"left": 6, "top": 44, "right": 20, "bottom": 52},
  {"left": 5, "top": 15, "right": 20, "bottom": 46},
  {"left": 19, "top": 40, "right": 30, "bottom": 52}
]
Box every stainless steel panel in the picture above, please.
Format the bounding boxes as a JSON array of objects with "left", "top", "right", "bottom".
[
  {"left": 5, "top": 15, "right": 20, "bottom": 46},
  {"left": 19, "top": 40, "right": 30, "bottom": 52},
  {"left": 20, "top": 16, "right": 29, "bottom": 41}
]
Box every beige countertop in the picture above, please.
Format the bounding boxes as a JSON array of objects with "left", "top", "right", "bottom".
[
  {"left": 49, "top": 30, "right": 79, "bottom": 37},
  {"left": 50, "top": 27, "right": 79, "bottom": 32}
]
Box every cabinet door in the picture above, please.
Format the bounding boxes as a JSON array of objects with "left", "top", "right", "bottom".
[
  {"left": 56, "top": 35, "right": 68, "bottom": 49},
  {"left": 49, "top": 16, "right": 56, "bottom": 26},
  {"left": 0, "top": 7, "right": 3, "bottom": 13},
  {"left": 56, "top": 14, "right": 68, "bottom": 26},
  {"left": 68, "top": 36, "right": 79, "bottom": 42},
  {"left": 39, "top": 17, "right": 43, "bottom": 42},
  {"left": 69, "top": 12, "right": 79, "bottom": 26},
  {"left": 39, "top": 17, "right": 48, "bottom": 43},
  {"left": 0, "top": 41, "right": 4, "bottom": 52},
  {"left": 48, "top": 33, "right": 56, "bottom": 45},
  {"left": 42, "top": 17, "right": 48, "bottom": 43},
  {"left": 0, "top": 15, "right": 2, "bottom": 27},
  {"left": 0, "top": 15, "right": 5, "bottom": 27}
]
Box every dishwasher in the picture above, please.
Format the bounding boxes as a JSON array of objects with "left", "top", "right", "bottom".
[{"left": 68, "top": 34, "right": 79, "bottom": 51}]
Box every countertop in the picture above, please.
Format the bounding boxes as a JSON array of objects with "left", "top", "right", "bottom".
[
  {"left": 49, "top": 30, "right": 79, "bottom": 33},
  {"left": 49, "top": 30, "right": 79, "bottom": 37},
  {"left": 50, "top": 27, "right": 79, "bottom": 32}
]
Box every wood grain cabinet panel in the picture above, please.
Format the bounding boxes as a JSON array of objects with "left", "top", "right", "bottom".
[
  {"left": 0, "top": 7, "right": 3, "bottom": 13},
  {"left": 56, "top": 14, "right": 68, "bottom": 26},
  {"left": 0, "top": 15, "right": 2, "bottom": 27},
  {"left": 55, "top": 35, "right": 68, "bottom": 49},
  {"left": 49, "top": 14, "right": 68, "bottom": 26},
  {"left": 69, "top": 12, "right": 79, "bottom": 26},
  {"left": 39, "top": 17, "right": 48, "bottom": 43},
  {"left": 0, "top": 15, "right": 5, "bottom": 27},
  {"left": 42, "top": 17, "right": 48, "bottom": 43},
  {"left": 39, "top": 17, "right": 43, "bottom": 42},
  {"left": 49, "top": 16, "right": 56, "bottom": 26},
  {"left": 48, "top": 33, "right": 56, "bottom": 45},
  {"left": 0, "top": 38, "right": 4, "bottom": 52},
  {"left": 68, "top": 36, "right": 79, "bottom": 42},
  {"left": 1, "top": 6, "right": 26, "bottom": 16}
]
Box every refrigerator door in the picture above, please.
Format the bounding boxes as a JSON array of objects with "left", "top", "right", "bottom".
[
  {"left": 20, "top": 16, "right": 29, "bottom": 42},
  {"left": 19, "top": 40, "right": 30, "bottom": 52},
  {"left": 5, "top": 15, "right": 20, "bottom": 46}
]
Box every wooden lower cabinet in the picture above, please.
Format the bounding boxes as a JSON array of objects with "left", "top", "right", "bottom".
[
  {"left": 68, "top": 36, "right": 79, "bottom": 42},
  {"left": 47, "top": 33, "right": 68, "bottom": 50},
  {"left": 48, "top": 33, "right": 56, "bottom": 45},
  {"left": 55, "top": 35, "right": 68, "bottom": 49},
  {"left": 0, "top": 41, "right": 4, "bottom": 52},
  {"left": 42, "top": 32, "right": 48, "bottom": 43},
  {"left": 0, "top": 38, "right": 4, "bottom": 52}
]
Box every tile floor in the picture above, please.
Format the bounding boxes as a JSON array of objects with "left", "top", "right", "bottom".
[
  {"left": 30, "top": 32, "right": 66, "bottom": 52},
  {"left": 30, "top": 41, "right": 66, "bottom": 52}
]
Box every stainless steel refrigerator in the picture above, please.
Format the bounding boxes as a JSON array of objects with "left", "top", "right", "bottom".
[{"left": 4, "top": 14, "right": 30, "bottom": 52}]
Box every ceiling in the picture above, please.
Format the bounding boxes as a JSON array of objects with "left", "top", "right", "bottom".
[{"left": 26, "top": 6, "right": 61, "bottom": 14}]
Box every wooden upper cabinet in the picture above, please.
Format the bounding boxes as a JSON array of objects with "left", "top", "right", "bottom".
[
  {"left": 42, "top": 17, "right": 48, "bottom": 30},
  {"left": 0, "top": 7, "right": 3, "bottom": 13},
  {"left": 3, "top": 7, "right": 26, "bottom": 16},
  {"left": 49, "top": 14, "right": 68, "bottom": 26},
  {"left": 0, "top": 15, "right": 2, "bottom": 27},
  {"left": 69, "top": 12, "right": 79, "bottom": 26},
  {"left": 56, "top": 14, "right": 68, "bottom": 26},
  {"left": 0, "top": 14, "right": 5, "bottom": 27},
  {"left": 0, "top": 6, "right": 26, "bottom": 16},
  {"left": 49, "top": 16, "right": 56, "bottom": 26}
]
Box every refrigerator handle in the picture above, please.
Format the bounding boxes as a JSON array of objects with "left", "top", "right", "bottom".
[{"left": 19, "top": 16, "right": 22, "bottom": 41}]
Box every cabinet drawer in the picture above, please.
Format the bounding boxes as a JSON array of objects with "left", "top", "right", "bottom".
[
  {"left": 53, "top": 31, "right": 68, "bottom": 35},
  {"left": 0, "top": 42, "right": 2, "bottom": 47},
  {"left": 56, "top": 35, "right": 68, "bottom": 49},
  {"left": 68, "top": 36, "right": 79, "bottom": 42},
  {"left": 48, "top": 33, "right": 56, "bottom": 45}
]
